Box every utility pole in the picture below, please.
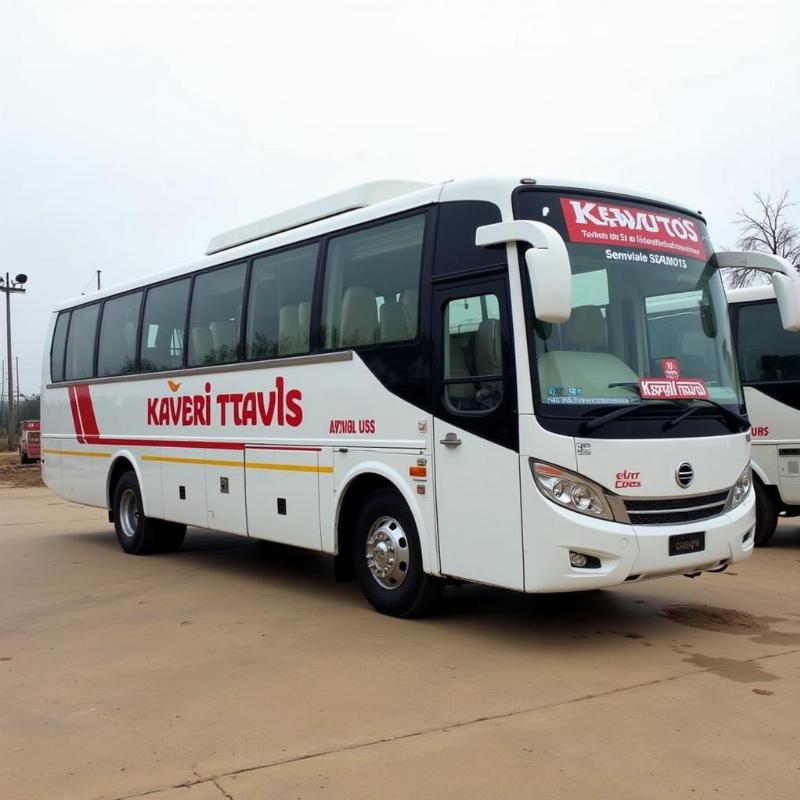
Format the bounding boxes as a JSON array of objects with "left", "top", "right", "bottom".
[
  {"left": 96, "top": 269, "right": 102, "bottom": 291},
  {"left": 1, "top": 272, "right": 28, "bottom": 451}
]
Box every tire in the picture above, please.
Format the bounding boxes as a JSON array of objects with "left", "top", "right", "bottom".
[
  {"left": 753, "top": 477, "right": 778, "bottom": 547},
  {"left": 112, "top": 471, "right": 187, "bottom": 555},
  {"left": 19, "top": 449, "right": 29, "bottom": 465},
  {"left": 353, "top": 488, "right": 442, "bottom": 618}
]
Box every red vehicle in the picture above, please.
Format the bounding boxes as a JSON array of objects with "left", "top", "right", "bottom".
[{"left": 19, "top": 419, "right": 41, "bottom": 464}]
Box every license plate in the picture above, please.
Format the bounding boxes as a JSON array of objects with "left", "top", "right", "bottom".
[{"left": 669, "top": 531, "right": 705, "bottom": 556}]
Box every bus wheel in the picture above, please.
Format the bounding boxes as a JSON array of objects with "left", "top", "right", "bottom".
[
  {"left": 112, "top": 471, "right": 186, "bottom": 555},
  {"left": 353, "top": 488, "right": 442, "bottom": 618},
  {"left": 753, "top": 477, "right": 778, "bottom": 547}
]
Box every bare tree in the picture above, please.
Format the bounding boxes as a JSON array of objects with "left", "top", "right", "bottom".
[{"left": 725, "top": 191, "right": 800, "bottom": 288}]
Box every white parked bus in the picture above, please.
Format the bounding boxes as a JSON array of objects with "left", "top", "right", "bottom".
[
  {"left": 727, "top": 284, "right": 800, "bottom": 544},
  {"left": 41, "top": 178, "right": 800, "bottom": 617}
]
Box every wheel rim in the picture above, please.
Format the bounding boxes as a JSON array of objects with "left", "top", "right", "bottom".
[
  {"left": 366, "top": 515, "right": 410, "bottom": 590},
  {"left": 119, "top": 488, "right": 140, "bottom": 538}
]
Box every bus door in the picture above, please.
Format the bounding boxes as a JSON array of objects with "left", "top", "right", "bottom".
[{"left": 432, "top": 278, "right": 523, "bottom": 590}]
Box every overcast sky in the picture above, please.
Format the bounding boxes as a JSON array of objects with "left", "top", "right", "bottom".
[{"left": 1, "top": 0, "right": 798, "bottom": 394}]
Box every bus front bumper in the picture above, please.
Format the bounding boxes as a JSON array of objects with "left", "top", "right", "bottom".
[{"left": 521, "top": 484, "right": 755, "bottom": 593}]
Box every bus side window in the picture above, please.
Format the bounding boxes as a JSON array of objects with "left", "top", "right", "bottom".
[
  {"left": 321, "top": 215, "right": 425, "bottom": 349},
  {"left": 50, "top": 310, "right": 71, "bottom": 383},
  {"left": 246, "top": 243, "right": 318, "bottom": 359},
  {"left": 443, "top": 294, "right": 503, "bottom": 412},
  {"left": 187, "top": 262, "right": 247, "bottom": 367},
  {"left": 140, "top": 278, "right": 191, "bottom": 372},
  {"left": 737, "top": 302, "right": 800, "bottom": 382},
  {"left": 64, "top": 302, "right": 100, "bottom": 381},
  {"left": 97, "top": 291, "right": 143, "bottom": 376},
  {"left": 433, "top": 201, "right": 502, "bottom": 276}
]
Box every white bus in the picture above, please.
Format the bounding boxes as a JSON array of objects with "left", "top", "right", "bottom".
[
  {"left": 40, "top": 178, "right": 800, "bottom": 617},
  {"left": 727, "top": 284, "right": 800, "bottom": 544}
]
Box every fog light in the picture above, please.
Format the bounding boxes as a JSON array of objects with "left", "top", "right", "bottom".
[
  {"left": 570, "top": 551, "right": 588, "bottom": 568},
  {"left": 569, "top": 551, "right": 602, "bottom": 569}
]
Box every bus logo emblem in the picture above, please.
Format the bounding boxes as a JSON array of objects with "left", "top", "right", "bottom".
[
  {"left": 661, "top": 359, "right": 680, "bottom": 380},
  {"left": 675, "top": 462, "right": 694, "bottom": 488}
]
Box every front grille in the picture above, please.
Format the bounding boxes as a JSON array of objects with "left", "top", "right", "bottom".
[{"left": 624, "top": 489, "right": 730, "bottom": 525}]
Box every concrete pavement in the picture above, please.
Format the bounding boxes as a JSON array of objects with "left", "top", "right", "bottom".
[{"left": 1, "top": 486, "right": 798, "bottom": 800}]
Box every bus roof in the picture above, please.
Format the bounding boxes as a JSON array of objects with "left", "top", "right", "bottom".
[
  {"left": 206, "top": 180, "right": 434, "bottom": 256},
  {"left": 725, "top": 283, "right": 776, "bottom": 304},
  {"left": 55, "top": 176, "right": 702, "bottom": 312}
]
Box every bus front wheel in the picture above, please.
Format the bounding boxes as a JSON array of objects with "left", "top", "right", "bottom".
[
  {"left": 753, "top": 477, "right": 778, "bottom": 547},
  {"left": 112, "top": 471, "right": 186, "bottom": 555},
  {"left": 353, "top": 488, "right": 442, "bottom": 618}
]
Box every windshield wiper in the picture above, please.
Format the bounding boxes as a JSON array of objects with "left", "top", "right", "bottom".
[
  {"left": 662, "top": 399, "right": 749, "bottom": 432},
  {"left": 580, "top": 401, "right": 677, "bottom": 435},
  {"left": 607, "top": 382, "right": 642, "bottom": 396}
]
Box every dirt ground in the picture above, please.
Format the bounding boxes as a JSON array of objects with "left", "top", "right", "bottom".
[
  {"left": 0, "top": 450, "right": 44, "bottom": 488},
  {"left": 1, "top": 484, "right": 799, "bottom": 800}
]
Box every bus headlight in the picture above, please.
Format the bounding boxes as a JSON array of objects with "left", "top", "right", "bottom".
[
  {"left": 728, "top": 464, "right": 752, "bottom": 510},
  {"left": 530, "top": 460, "right": 613, "bottom": 521}
]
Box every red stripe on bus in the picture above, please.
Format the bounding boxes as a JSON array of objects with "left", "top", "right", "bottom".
[
  {"left": 67, "top": 386, "right": 85, "bottom": 443},
  {"left": 78, "top": 436, "right": 321, "bottom": 452},
  {"left": 243, "top": 444, "right": 322, "bottom": 452},
  {"left": 82, "top": 436, "right": 242, "bottom": 450},
  {"left": 74, "top": 384, "right": 100, "bottom": 436}
]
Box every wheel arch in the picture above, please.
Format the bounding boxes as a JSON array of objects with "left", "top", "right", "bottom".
[
  {"left": 750, "top": 460, "right": 771, "bottom": 488},
  {"left": 334, "top": 461, "right": 437, "bottom": 575},
  {"left": 106, "top": 452, "right": 148, "bottom": 515}
]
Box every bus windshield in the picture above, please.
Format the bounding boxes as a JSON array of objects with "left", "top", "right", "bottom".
[{"left": 514, "top": 190, "right": 744, "bottom": 418}]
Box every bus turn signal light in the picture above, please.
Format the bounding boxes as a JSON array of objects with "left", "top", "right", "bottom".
[
  {"left": 409, "top": 466, "right": 427, "bottom": 478},
  {"left": 533, "top": 463, "right": 562, "bottom": 478}
]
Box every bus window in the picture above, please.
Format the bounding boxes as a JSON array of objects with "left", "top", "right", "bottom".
[
  {"left": 140, "top": 278, "right": 191, "bottom": 372},
  {"left": 97, "top": 291, "right": 143, "bottom": 376},
  {"left": 188, "top": 262, "right": 246, "bottom": 367},
  {"left": 50, "top": 310, "right": 71, "bottom": 382},
  {"left": 64, "top": 303, "right": 100, "bottom": 381},
  {"left": 443, "top": 293, "right": 503, "bottom": 412},
  {"left": 737, "top": 302, "right": 800, "bottom": 382},
  {"left": 321, "top": 215, "right": 425, "bottom": 349},
  {"left": 645, "top": 291, "right": 721, "bottom": 381},
  {"left": 247, "top": 243, "right": 318, "bottom": 359},
  {"left": 536, "top": 269, "right": 609, "bottom": 353},
  {"left": 433, "top": 201, "right": 502, "bottom": 276}
]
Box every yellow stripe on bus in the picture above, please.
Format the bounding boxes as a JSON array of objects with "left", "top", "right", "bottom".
[
  {"left": 140, "top": 454, "right": 333, "bottom": 474},
  {"left": 247, "top": 462, "right": 334, "bottom": 474},
  {"left": 43, "top": 448, "right": 111, "bottom": 458},
  {"left": 141, "top": 455, "right": 239, "bottom": 468}
]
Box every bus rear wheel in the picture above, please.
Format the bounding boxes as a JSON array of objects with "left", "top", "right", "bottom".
[
  {"left": 353, "top": 488, "right": 442, "bottom": 618},
  {"left": 753, "top": 477, "right": 778, "bottom": 547},
  {"left": 113, "top": 471, "right": 186, "bottom": 555}
]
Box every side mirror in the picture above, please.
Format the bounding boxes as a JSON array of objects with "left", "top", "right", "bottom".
[
  {"left": 476, "top": 220, "right": 572, "bottom": 323},
  {"left": 717, "top": 251, "right": 800, "bottom": 332}
]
